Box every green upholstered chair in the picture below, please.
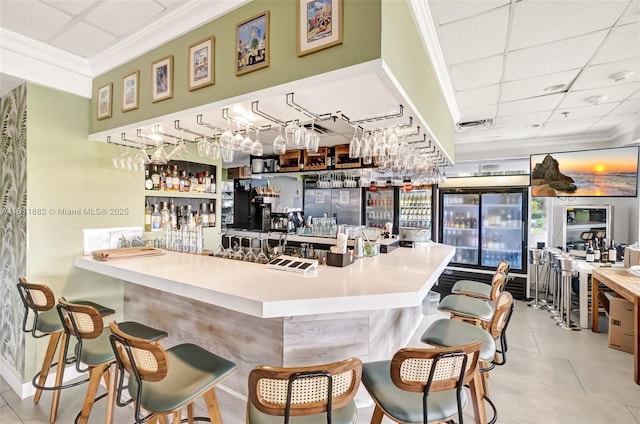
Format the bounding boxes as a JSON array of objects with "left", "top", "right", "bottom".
[
  {"left": 16, "top": 278, "right": 115, "bottom": 423},
  {"left": 361, "top": 341, "right": 482, "bottom": 424},
  {"left": 109, "top": 320, "right": 237, "bottom": 424},
  {"left": 56, "top": 297, "right": 168, "bottom": 424},
  {"left": 451, "top": 262, "right": 509, "bottom": 300},
  {"left": 246, "top": 357, "right": 362, "bottom": 424},
  {"left": 421, "top": 292, "right": 514, "bottom": 424}
]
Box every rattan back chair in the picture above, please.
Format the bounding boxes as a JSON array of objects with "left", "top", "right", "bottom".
[{"left": 247, "top": 357, "right": 362, "bottom": 423}]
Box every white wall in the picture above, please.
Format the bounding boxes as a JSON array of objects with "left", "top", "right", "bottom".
[{"left": 267, "top": 176, "right": 303, "bottom": 211}]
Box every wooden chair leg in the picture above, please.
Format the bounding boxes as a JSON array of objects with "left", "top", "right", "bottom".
[
  {"left": 203, "top": 388, "right": 223, "bottom": 423},
  {"left": 49, "top": 333, "right": 68, "bottom": 424},
  {"left": 469, "top": 371, "right": 487, "bottom": 424},
  {"left": 187, "top": 403, "right": 195, "bottom": 423},
  {"left": 371, "top": 405, "right": 385, "bottom": 424},
  {"left": 158, "top": 415, "right": 169, "bottom": 424},
  {"left": 78, "top": 363, "right": 108, "bottom": 424},
  {"left": 172, "top": 410, "right": 181, "bottom": 424},
  {"left": 147, "top": 416, "right": 159, "bottom": 424},
  {"left": 104, "top": 362, "right": 117, "bottom": 424},
  {"left": 34, "top": 331, "right": 62, "bottom": 404}
]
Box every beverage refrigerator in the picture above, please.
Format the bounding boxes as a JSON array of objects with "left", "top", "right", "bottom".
[{"left": 437, "top": 187, "right": 528, "bottom": 299}]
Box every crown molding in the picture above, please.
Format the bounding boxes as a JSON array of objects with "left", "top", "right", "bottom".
[
  {"left": 90, "top": 0, "right": 250, "bottom": 76},
  {"left": 407, "top": 0, "right": 460, "bottom": 123}
]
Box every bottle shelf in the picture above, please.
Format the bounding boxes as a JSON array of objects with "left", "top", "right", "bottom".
[
  {"left": 443, "top": 226, "right": 478, "bottom": 231},
  {"left": 145, "top": 190, "right": 217, "bottom": 199}
]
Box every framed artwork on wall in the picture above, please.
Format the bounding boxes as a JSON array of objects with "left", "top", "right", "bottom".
[
  {"left": 236, "top": 11, "right": 270, "bottom": 76},
  {"left": 122, "top": 70, "right": 139, "bottom": 112},
  {"left": 297, "top": 0, "right": 342, "bottom": 56},
  {"left": 97, "top": 83, "right": 112, "bottom": 120},
  {"left": 188, "top": 36, "right": 215, "bottom": 91},
  {"left": 151, "top": 55, "right": 174, "bottom": 102}
]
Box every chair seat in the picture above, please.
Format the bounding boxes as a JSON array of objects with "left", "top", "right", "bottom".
[
  {"left": 438, "top": 295, "right": 494, "bottom": 322},
  {"left": 129, "top": 343, "right": 236, "bottom": 414},
  {"left": 451, "top": 280, "right": 492, "bottom": 299},
  {"left": 362, "top": 360, "right": 467, "bottom": 424},
  {"left": 72, "top": 300, "right": 115, "bottom": 317},
  {"left": 421, "top": 319, "right": 496, "bottom": 362},
  {"left": 247, "top": 400, "right": 357, "bottom": 424},
  {"left": 36, "top": 309, "right": 64, "bottom": 333},
  {"left": 80, "top": 321, "right": 167, "bottom": 366}
]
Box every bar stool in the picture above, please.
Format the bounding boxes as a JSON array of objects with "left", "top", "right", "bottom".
[
  {"left": 451, "top": 260, "right": 510, "bottom": 299},
  {"left": 56, "top": 297, "right": 168, "bottom": 424},
  {"left": 555, "top": 256, "right": 580, "bottom": 331},
  {"left": 109, "top": 321, "right": 237, "bottom": 423},
  {"left": 421, "top": 292, "right": 514, "bottom": 424},
  {"left": 16, "top": 278, "right": 115, "bottom": 423},
  {"left": 246, "top": 357, "right": 362, "bottom": 422},
  {"left": 527, "top": 249, "right": 545, "bottom": 309}
]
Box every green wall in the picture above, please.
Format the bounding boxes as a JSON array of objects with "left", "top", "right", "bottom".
[
  {"left": 381, "top": 0, "right": 455, "bottom": 161},
  {"left": 23, "top": 83, "right": 142, "bottom": 381},
  {"left": 91, "top": 0, "right": 382, "bottom": 133}
]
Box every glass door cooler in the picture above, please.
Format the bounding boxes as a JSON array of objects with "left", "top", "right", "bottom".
[
  {"left": 363, "top": 186, "right": 397, "bottom": 231},
  {"left": 399, "top": 185, "right": 434, "bottom": 234},
  {"left": 441, "top": 193, "right": 480, "bottom": 265},
  {"left": 481, "top": 192, "right": 524, "bottom": 270}
]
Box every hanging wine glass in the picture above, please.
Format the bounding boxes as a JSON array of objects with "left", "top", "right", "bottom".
[
  {"left": 197, "top": 136, "right": 211, "bottom": 157},
  {"left": 221, "top": 147, "right": 234, "bottom": 163},
  {"left": 111, "top": 143, "right": 120, "bottom": 169},
  {"left": 349, "top": 127, "right": 361, "bottom": 158},
  {"left": 150, "top": 138, "right": 168, "bottom": 165},
  {"left": 209, "top": 136, "right": 221, "bottom": 160},
  {"left": 361, "top": 132, "right": 373, "bottom": 165},
  {"left": 220, "top": 117, "right": 233, "bottom": 149},
  {"left": 232, "top": 121, "right": 243, "bottom": 151},
  {"left": 241, "top": 125, "right": 253, "bottom": 153},
  {"left": 308, "top": 120, "right": 320, "bottom": 152},
  {"left": 251, "top": 129, "right": 264, "bottom": 156},
  {"left": 285, "top": 118, "right": 298, "bottom": 146},
  {"left": 273, "top": 125, "right": 287, "bottom": 155}
]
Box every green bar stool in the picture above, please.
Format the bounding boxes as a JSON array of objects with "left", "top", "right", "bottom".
[
  {"left": 56, "top": 297, "right": 168, "bottom": 424},
  {"left": 16, "top": 278, "right": 115, "bottom": 423},
  {"left": 246, "top": 357, "right": 362, "bottom": 423},
  {"left": 109, "top": 320, "right": 237, "bottom": 424},
  {"left": 361, "top": 341, "right": 483, "bottom": 424},
  {"left": 421, "top": 292, "right": 514, "bottom": 424},
  {"left": 450, "top": 264, "right": 509, "bottom": 301}
]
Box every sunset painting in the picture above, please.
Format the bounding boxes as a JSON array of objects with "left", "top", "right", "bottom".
[{"left": 530, "top": 146, "right": 639, "bottom": 197}]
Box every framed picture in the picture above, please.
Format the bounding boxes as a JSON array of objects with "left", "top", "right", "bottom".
[
  {"left": 151, "top": 55, "right": 173, "bottom": 102},
  {"left": 297, "top": 0, "right": 342, "bottom": 56},
  {"left": 188, "top": 36, "right": 215, "bottom": 91},
  {"left": 236, "top": 11, "right": 270, "bottom": 76},
  {"left": 97, "top": 83, "right": 112, "bottom": 120},
  {"left": 122, "top": 70, "right": 139, "bottom": 112}
]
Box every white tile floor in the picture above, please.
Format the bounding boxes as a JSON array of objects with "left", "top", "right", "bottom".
[{"left": 1, "top": 300, "right": 639, "bottom": 423}]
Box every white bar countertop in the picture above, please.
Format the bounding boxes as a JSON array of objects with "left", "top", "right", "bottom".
[
  {"left": 222, "top": 229, "right": 401, "bottom": 247},
  {"left": 74, "top": 242, "right": 454, "bottom": 318}
]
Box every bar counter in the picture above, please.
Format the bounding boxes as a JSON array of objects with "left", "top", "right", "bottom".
[{"left": 74, "top": 243, "right": 455, "bottom": 420}]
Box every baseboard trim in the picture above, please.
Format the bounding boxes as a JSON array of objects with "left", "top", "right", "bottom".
[{"left": 0, "top": 356, "right": 85, "bottom": 399}]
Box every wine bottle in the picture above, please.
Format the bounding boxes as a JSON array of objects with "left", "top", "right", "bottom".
[
  {"left": 593, "top": 237, "right": 601, "bottom": 262},
  {"left": 144, "top": 168, "right": 153, "bottom": 190},
  {"left": 585, "top": 240, "right": 595, "bottom": 263},
  {"left": 151, "top": 204, "right": 162, "bottom": 231},
  {"left": 144, "top": 201, "right": 152, "bottom": 232},
  {"left": 608, "top": 240, "right": 617, "bottom": 263},
  {"left": 600, "top": 238, "right": 609, "bottom": 263}
]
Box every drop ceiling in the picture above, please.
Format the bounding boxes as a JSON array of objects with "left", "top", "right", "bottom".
[{"left": 1, "top": 0, "right": 639, "bottom": 170}]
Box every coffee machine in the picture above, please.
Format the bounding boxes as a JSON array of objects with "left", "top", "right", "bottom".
[
  {"left": 233, "top": 179, "right": 270, "bottom": 231},
  {"left": 251, "top": 198, "right": 272, "bottom": 231}
]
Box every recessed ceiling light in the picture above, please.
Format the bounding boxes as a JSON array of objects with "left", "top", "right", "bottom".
[
  {"left": 526, "top": 123, "right": 541, "bottom": 128},
  {"left": 544, "top": 84, "right": 565, "bottom": 92},
  {"left": 585, "top": 94, "right": 608, "bottom": 105},
  {"left": 608, "top": 71, "right": 635, "bottom": 82}
]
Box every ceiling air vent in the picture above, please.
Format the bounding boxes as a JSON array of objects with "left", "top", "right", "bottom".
[
  {"left": 303, "top": 123, "right": 332, "bottom": 134},
  {"left": 456, "top": 119, "right": 494, "bottom": 131}
]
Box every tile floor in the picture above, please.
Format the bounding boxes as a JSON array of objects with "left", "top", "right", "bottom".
[{"left": 1, "top": 300, "right": 639, "bottom": 423}]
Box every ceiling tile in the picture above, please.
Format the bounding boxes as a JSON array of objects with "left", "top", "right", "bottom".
[
  {"left": 619, "top": 0, "right": 640, "bottom": 25},
  {"left": 505, "top": 30, "right": 608, "bottom": 81},
  {"left": 84, "top": 0, "right": 165, "bottom": 37},
  {"left": 559, "top": 82, "right": 640, "bottom": 108},
  {"left": 51, "top": 20, "right": 116, "bottom": 58},
  {"left": 493, "top": 111, "right": 552, "bottom": 128},
  {"left": 539, "top": 118, "right": 596, "bottom": 136},
  {"left": 42, "top": 0, "right": 100, "bottom": 16},
  {"left": 509, "top": 0, "right": 628, "bottom": 50},
  {"left": 500, "top": 69, "right": 581, "bottom": 102},
  {"left": 455, "top": 84, "right": 500, "bottom": 109},
  {"left": 498, "top": 93, "right": 564, "bottom": 117},
  {"left": 607, "top": 99, "right": 640, "bottom": 115},
  {"left": 592, "top": 113, "right": 637, "bottom": 129},
  {"left": 428, "top": 0, "right": 509, "bottom": 25},
  {"left": 492, "top": 126, "right": 540, "bottom": 139},
  {"left": 0, "top": 1, "right": 73, "bottom": 41},
  {"left": 155, "top": 0, "right": 193, "bottom": 8},
  {"left": 572, "top": 58, "right": 640, "bottom": 90},
  {"left": 591, "top": 22, "right": 640, "bottom": 64},
  {"left": 437, "top": 6, "right": 509, "bottom": 65},
  {"left": 459, "top": 104, "right": 497, "bottom": 122},
  {"left": 549, "top": 103, "right": 617, "bottom": 121},
  {"left": 450, "top": 55, "right": 503, "bottom": 91}
]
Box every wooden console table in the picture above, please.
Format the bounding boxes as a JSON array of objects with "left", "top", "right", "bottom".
[{"left": 591, "top": 268, "right": 640, "bottom": 384}]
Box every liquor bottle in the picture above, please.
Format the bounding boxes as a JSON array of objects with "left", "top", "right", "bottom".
[
  {"left": 144, "top": 201, "right": 152, "bottom": 232},
  {"left": 593, "top": 237, "right": 601, "bottom": 262},
  {"left": 151, "top": 165, "right": 160, "bottom": 190},
  {"left": 208, "top": 202, "right": 216, "bottom": 227},
  {"left": 166, "top": 168, "right": 173, "bottom": 191},
  {"left": 169, "top": 202, "right": 177, "bottom": 230},
  {"left": 608, "top": 240, "right": 617, "bottom": 263},
  {"left": 144, "top": 168, "right": 153, "bottom": 190},
  {"left": 151, "top": 204, "right": 162, "bottom": 231},
  {"left": 585, "top": 240, "right": 595, "bottom": 263},
  {"left": 179, "top": 171, "right": 186, "bottom": 192},
  {"left": 200, "top": 203, "right": 209, "bottom": 227},
  {"left": 160, "top": 201, "right": 170, "bottom": 230},
  {"left": 204, "top": 171, "right": 211, "bottom": 193},
  {"left": 172, "top": 165, "right": 179, "bottom": 190},
  {"left": 159, "top": 167, "right": 166, "bottom": 191},
  {"left": 184, "top": 172, "right": 191, "bottom": 192},
  {"left": 210, "top": 172, "right": 216, "bottom": 194},
  {"left": 600, "top": 238, "right": 609, "bottom": 263},
  {"left": 190, "top": 173, "right": 198, "bottom": 192}
]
